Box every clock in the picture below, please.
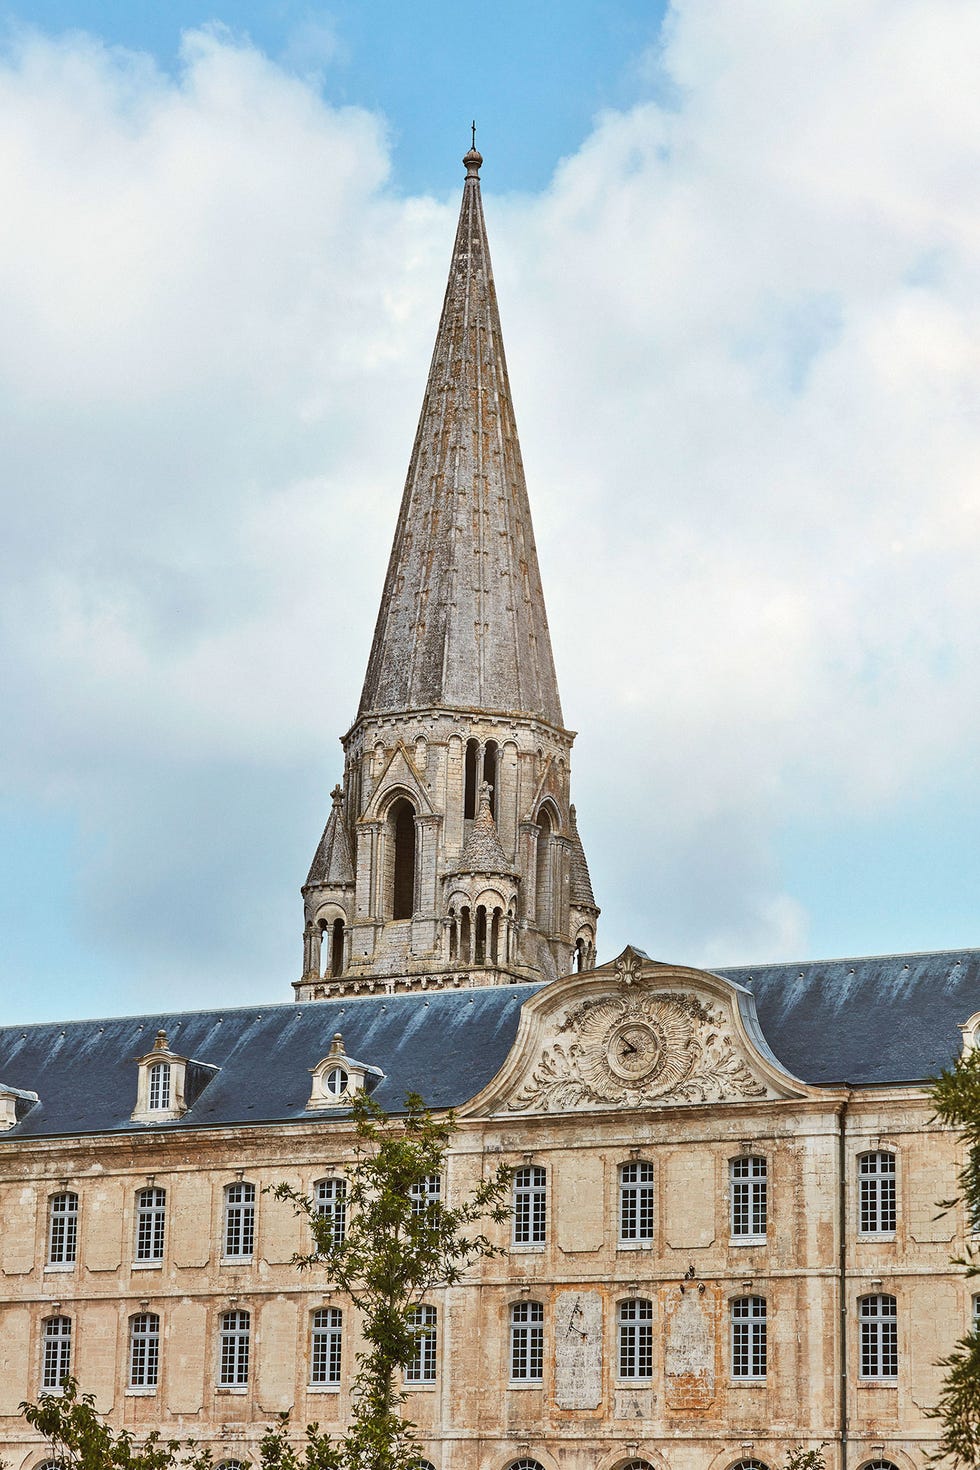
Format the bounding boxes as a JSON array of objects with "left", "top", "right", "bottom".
[{"left": 605, "top": 1019, "right": 664, "bottom": 1083}]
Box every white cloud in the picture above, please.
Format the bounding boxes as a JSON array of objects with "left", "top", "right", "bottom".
[{"left": 2, "top": 3, "right": 979, "bottom": 1018}]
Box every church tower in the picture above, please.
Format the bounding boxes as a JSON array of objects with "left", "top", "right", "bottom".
[{"left": 296, "top": 147, "right": 598, "bottom": 1002}]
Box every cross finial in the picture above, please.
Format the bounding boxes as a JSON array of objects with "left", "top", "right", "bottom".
[{"left": 471, "top": 119, "right": 476, "bottom": 149}]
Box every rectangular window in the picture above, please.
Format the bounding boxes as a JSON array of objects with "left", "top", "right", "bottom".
[
  {"left": 148, "top": 1061, "right": 171, "bottom": 1111},
  {"left": 405, "top": 1305, "right": 437, "bottom": 1383},
  {"left": 512, "top": 1166, "right": 546, "bottom": 1245},
  {"left": 135, "top": 1187, "right": 166, "bottom": 1262},
  {"left": 731, "top": 1295, "right": 767, "bottom": 1379},
  {"left": 859, "top": 1152, "right": 897, "bottom": 1234},
  {"left": 223, "top": 1183, "right": 255, "bottom": 1258},
  {"left": 510, "top": 1301, "right": 544, "bottom": 1381},
  {"left": 129, "top": 1312, "right": 160, "bottom": 1389},
  {"left": 618, "top": 1298, "right": 653, "bottom": 1379},
  {"left": 219, "top": 1310, "right": 250, "bottom": 1386},
  {"left": 619, "top": 1161, "right": 654, "bottom": 1243},
  {"left": 310, "top": 1308, "right": 342, "bottom": 1386},
  {"left": 730, "top": 1157, "right": 767, "bottom": 1240},
  {"left": 315, "top": 1178, "right": 347, "bottom": 1251},
  {"left": 859, "top": 1294, "right": 898, "bottom": 1380},
  {"left": 410, "top": 1173, "right": 441, "bottom": 1222},
  {"left": 47, "top": 1193, "right": 78, "bottom": 1266},
  {"left": 42, "top": 1316, "right": 72, "bottom": 1390}
]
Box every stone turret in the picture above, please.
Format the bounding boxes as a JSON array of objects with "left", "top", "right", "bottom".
[{"left": 295, "top": 146, "right": 598, "bottom": 1002}]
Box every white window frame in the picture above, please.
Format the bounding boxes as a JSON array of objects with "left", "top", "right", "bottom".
[
  {"left": 405, "top": 1304, "right": 437, "bottom": 1384},
  {"left": 128, "top": 1311, "right": 160, "bottom": 1390},
  {"left": 859, "top": 1292, "right": 898, "bottom": 1380},
  {"left": 619, "top": 1161, "right": 654, "bottom": 1244},
  {"left": 41, "top": 1315, "right": 72, "bottom": 1391},
  {"left": 47, "top": 1192, "right": 78, "bottom": 1267},
  {"left": 730, "top": 1156, "right": 767, "bottom": 1242},
  {"left": 310, "top": 1307, "right": 342, "bottom": 1387},
  {"left": 731, "top": 1294, "right": 767, "bottom": 1380},
  {"left": 315, "top": 1178, "right": 347, "bottom": 1250},
  {"left": 135, "top": 1186, "right": 166, "bottom": 1263},
  {"left": 147, "top": 1061, "right": 172, "bottom": 1111},
  {"left": 509, "top": 1300, "right": 544, "bottom": 1382},
  {"left": 218, "top": 1309, "right": 250, "bottom": 1387},
  {"left": 223, "top": 1182, "right": 255, "bottom": 1259},
  {"left": 410, "top": 1173, "right": 442, "bottom": 1222},
  {"left": 617, "top": 1297, "right": 653, "bottom": 1380},
  {"left": 512, "top": 1165, "right": 546, "bottom": 1246},
  {"left": 858, "top": 1151, "right": 897, "bottom": 1235}
]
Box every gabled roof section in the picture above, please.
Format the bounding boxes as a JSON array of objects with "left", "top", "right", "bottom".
[
  {"left": 306, "top": 785, "right": 355, "bottom": 887},
  {"left": 357, "top": 147, "right": 564, "bottom": 729}
]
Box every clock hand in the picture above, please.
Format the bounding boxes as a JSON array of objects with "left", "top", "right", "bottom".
[{"left": 620, "top": 1041, "right": 638, "bottom": 1056}]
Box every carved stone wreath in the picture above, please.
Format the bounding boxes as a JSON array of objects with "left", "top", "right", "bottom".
[{"left": 507, "top": 989, "right": 768, "bottom": 1112}]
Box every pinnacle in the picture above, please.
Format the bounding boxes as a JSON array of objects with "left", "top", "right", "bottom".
[{"left": 457, "top": 787, "right": 513, "bottom": 875}]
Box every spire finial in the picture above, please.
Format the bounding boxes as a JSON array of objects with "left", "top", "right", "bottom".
[{"left": 463, "top": 123, "right": 482, "bottom": 179}]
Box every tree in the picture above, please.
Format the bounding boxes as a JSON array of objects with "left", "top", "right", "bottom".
[
  {"left": 929, "top": 1045, "right": 980, "bottom": 1466},
  {"left": 270, "top": 1090, "right": 511, "bottom": 1470},
  {"left": 20, "top": 1376, "right": 208, "bottom": 1470}
]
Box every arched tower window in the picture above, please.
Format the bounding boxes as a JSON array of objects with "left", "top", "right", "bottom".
[
  {"left": 475, "top": 905, "right": 487, "bottom": 965},
  {"left": 482, "top": 740, "right": 498, "bottom": 816},
  {"left": 460, "top": 905, "right": 471, "bottom": 964},
  {"left": 535, "top": 806, "right": 554, "bottom": 932},
  {"left": 464, "top": 739, "right": 479, "bottom": 819},
  {"left": 330, "top": 916, "right": 345, "bottom": 977},
  {"left": 391, "top": 799, "right": 416, "bottom": 920}
]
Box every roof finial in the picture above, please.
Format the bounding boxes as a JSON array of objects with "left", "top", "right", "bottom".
[{"left": 463, "top": 123, "right": 482, "bottom": 179}]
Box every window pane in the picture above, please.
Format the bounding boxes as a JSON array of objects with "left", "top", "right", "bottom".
[{"left": 224, "top": 1183, "right": 255, "bottom": 1257}]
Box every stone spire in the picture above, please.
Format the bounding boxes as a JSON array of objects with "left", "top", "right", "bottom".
[
  {"left": 295, "top": 148, "right": 598, "bottom": 1003},
  {"left": 357, "top": 145, "right": 563, "bottom": 728}
]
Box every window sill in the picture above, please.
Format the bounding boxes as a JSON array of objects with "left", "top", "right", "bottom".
[
  {"left": 220, "top": 1257, "right": 254, "bottom": 1266},
  {"left": 216, "top": 1386, "right": 248, "bottom": 1395},
  {"left": 730, "top": 1377, "right": 767, "bottom": 1386},
  {"left": 126, "top": 1388, "right": 158, "bottom": 1397},
  {"left": 402, "top": 1382, "right": 437, "bottom": 1391},
  {"left": 856, "top": 1233, "right": 896, "bottom": 1242},
  {"left": 508, "top": 1380, "right": 544, "bottom": 1390},
  {"left": 617, "top": 1240, "right": 653, "bottom": 1251},
  {"left": 44, "top": 1263, "right": 76, "bottom": 1273},
  {"left": 616, "top": 1378, "right": 653, "bottom": 1386},
  {"left": 858, "top": 1378, "right": 898, "bottom": 1388},
  {"left": 307, "top": 1384, "right": 341, "bottom": 1394},
  {"left": 729, "top": 1237, "right": 766, "bottom": 1247},
  {"left": 131, "top": 1260, "right": 164, "bottom": 1270},
  {"left": 510, "top": 1244, "right": 545, "bottom": 1253}
]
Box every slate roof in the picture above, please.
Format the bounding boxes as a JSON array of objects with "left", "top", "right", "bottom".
[
  {"left": 0, "top": 986, "right": 540, "bottom": 1141},
  {"left": 719, "top": 947, "right": 980, "bottom": 1087},
  {"left": 2, "top": 949, "right": 977, "bottom": 1141}
]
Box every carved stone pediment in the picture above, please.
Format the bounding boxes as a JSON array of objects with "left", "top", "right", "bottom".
[{"left": 464, "top": 948, "right": 811, "bottom": 1116}]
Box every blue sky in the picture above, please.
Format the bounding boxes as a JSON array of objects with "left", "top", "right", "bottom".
[{"left": 1, "top": 0, "right": 979, "bottom": 1024}]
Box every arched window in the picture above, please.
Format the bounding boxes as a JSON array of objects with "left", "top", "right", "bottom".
[
  {"left": 47, "top": 1192, "right": 78, "bottom": 1266},
  {"left": 490, "top": 906, "right": 501, "bottom": 966},
  {"left": 391, "top": 798, "right": 416, "bottom": 920},
  {"left": 973, "top": 1292, "right": 980, "bottom": 1330},
  {"left": 147, "top": 1061, "right": 171, "bottom": 1111},
  {"left": 128, "top": 1311, "right": 160, "bottom": 1389},
  {"left": 860, "top": 1463, "right": 900, "bottom": 1470},
  {"left": 310, "top": 1307, "right": 342, "bottom": 1386},
  {"left": 475, "top": 904, "right": 487, "bottom": 965},
  {"left": 463, "top": 738, "right": 479, "bottom": 819},
  {"left": 730, "top": 1156, "right": 767, "bottom": 1240},
  {"left": 330, "top": 916, "right": 345, "bottom": 977},
  {"left": 315, "top": 1178, "right": 347, "bottom": 1250},
  {"left": 731, "top": 1295, "right": 767, "bottom": 1379},
  {"left": 513, "top": 1165, "right": 546, "bottom": 1245},
  {"left": 619, "top": 1161, "right": 654, "bottom": 1243},
  {"left": 859, "top": 1293, "right": 898, "bottom": 1379},
  {"left": 223, "top": 1182, "right": 255, "bottom": 1259},
  {"left": 448, "top": 907, "right": 458, "bottom": 962},
  {"left": 574, "top": 937, "right": 586, "bottom": 971},
  {"left": 135, "top": 1186, "right": 166, "bottom": 1262},
  {"left": 621, "top": 1462, "right": 656, "bottom": 1470},
  {"left": 482, "top": 740, "right": 498, "bottom": 815},
  {"left": 509, "top": 1302, "right": 544, "bottom": 1381},
  {"left": 405, "top": 1304, "right": 437, "bottom": 1382},
  {"left": 219, "top": 1309, "right": 250, "bottom": 1386},
  {"left": 730, "top": 1462, "right": 771, "bottom": 1470},
  {"left": 859, "top": 1150, "right": 897, "bottom": 1234},
  {"left": 460, "top": 905, "right": 471, "bottom": 964},
  {"left": 617, "top": 1298, "right": 653, "bottom": 1379},
  {"left": 41, "top": 1315, "right": 72, "bottom": 1390},
  {"left": 508, "top": 1463, "right": 546, "bottom": 1470},
  {"left": 535, "top": 806, "right": 554, "bottom": 930}
]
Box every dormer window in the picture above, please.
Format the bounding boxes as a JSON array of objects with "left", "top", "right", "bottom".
[
  {"left": 0, "top": 1084, "right": 40, "bottom": 1131},
  {"left": 307, "top": 1033, "right": 384, "bottom": 1111}
]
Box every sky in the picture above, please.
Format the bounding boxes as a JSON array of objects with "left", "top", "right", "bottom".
[{"left": 2, "top": 0, "right": 979, "bottom": 1025}]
